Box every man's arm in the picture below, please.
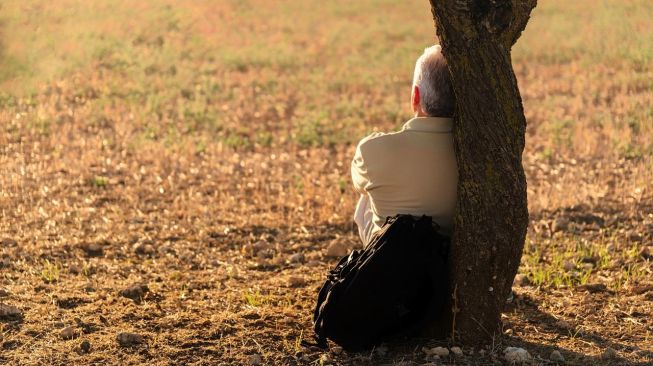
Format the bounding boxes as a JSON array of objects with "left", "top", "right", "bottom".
[
  {"left": 351, "top": 147, "right": 368, "bottom": 195},
  {"left": 351, "top": 136, "right": 378, "bottom": 194}
]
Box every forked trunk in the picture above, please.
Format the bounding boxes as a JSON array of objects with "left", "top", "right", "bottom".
[{"left": 425, "top": 0, "right": 536, "bottom": 344}]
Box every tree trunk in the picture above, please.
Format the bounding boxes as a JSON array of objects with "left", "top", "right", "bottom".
[{"left": 425, "top": 0, "right": 536, "bottom": 344}]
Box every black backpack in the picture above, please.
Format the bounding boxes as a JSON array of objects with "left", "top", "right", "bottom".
[{"left": 311, "top": 214, "right": 450, "bottom": 351}]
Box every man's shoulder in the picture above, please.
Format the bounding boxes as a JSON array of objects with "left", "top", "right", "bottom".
[{"left": 356, "top": 130, "right": 403, "bottom": 153}]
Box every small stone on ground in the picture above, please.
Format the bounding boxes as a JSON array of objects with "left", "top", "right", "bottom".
[
  {"left": 116, "top": 332, "right": 144, "bottom": 347},
  {"left": 252, "top": 241, "right": 270, "bottom": 252},
  {"left": 79, "top": 340, "right": 91, "bottom": 353},
  {"left": 0, "top": 303, "right": 21, "bottom": 319},
  {"left": 134, "top": 243, "right": 155, "bottom": 255},
  {"left": 325, "top": 239, "right": 349, "bottom": 257},
  {"left": 80, "top": 242, "right": 103, "bottom": 257},
  {"left": 247, "top": 353, "right": 263, "bottom": 365},
  {"left": 287, "top": 276, "right": 306, "bottom": 287},
  {"left": 119, "top": 284, "right": 149, "bottom": 301},
  {"left": 60, "top": 326, "right": 76, "bottom": 340},
  {"left": 550, "top": 350, "right": 565, "bottom": 362},
  {"left": 450, "top": 346, "right": 463, "bottom": 355},
  {"left": 1, "top": 238, "right": 18, "bottom": 246},
  {"left": 504, "top": 347, "right": 531, "bottom": 363},
  {"left": 602, "top": 347, "right": 617, "bottom": 359},
  {"left": 288, "top": 253, "right": 304, "bottom": 263}
]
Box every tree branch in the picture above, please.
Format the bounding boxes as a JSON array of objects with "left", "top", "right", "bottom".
[
  {"left": 429, "top": 0, "right": 537, "bottom": 49},
  {"left": 500, "top": 0, "right": 537, "bottom": 48}
]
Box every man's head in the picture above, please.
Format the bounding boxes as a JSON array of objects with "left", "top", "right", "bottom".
[{"left": 411, "top": 45, "right": 455, "bottom": 118}]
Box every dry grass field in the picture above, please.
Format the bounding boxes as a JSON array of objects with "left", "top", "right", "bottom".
[{"left": 1, "top": 0, "right": 652, "bottom": 365}]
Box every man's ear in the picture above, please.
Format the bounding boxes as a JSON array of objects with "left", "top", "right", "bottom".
[{"left": 412, "top": 85, "right": 420, "bottom": 112}]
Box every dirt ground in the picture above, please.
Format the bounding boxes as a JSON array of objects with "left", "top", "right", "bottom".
[
  {"left": 1, "top": 0, "right": 652, "bottom": 365},
  {"left": 1, "top": 138, "right": 651, "bottom": 365}
]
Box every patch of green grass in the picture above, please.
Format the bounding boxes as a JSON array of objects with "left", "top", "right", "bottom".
[
  {"left": 254, "top": 131, "right": 273, "bottom": 147},
  {"left": 242, "top": 289, "right": 268, "bottom": 308},
  {"left": 521, "top": 231, "right": 652, "bottom": 291},
  {"left": 41, "top": 259, "right": 61, "bottom": 283},
  {"left": 223, "top": 133, "right": 252, "bottom": 150},
  {"left": 90, "top": 176, "right": 109, "bottom": 188}
]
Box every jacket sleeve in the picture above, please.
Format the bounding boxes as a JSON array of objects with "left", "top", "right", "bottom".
[{"left": 351, "top": 142, "right": 370, "bottom": 195}]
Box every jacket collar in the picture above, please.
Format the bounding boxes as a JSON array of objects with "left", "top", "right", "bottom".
[{"left": 402, "top": 116, "right": 453, "bottom": 133}]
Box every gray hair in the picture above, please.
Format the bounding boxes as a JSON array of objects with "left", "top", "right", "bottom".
[{"left": 412, "top": 45, "right": 455, "bottom": 117}]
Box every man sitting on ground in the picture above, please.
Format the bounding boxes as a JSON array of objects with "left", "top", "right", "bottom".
[{"left": 352, "top": 45, "right": 458, "bottom": 246}]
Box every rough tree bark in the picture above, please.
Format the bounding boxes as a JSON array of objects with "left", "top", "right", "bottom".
[{"left": 425, "top": 0, "right": 536, "bottom": 344}]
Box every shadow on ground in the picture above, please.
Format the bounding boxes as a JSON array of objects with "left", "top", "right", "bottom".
[{"left": 504, "top": 292, "right": 652, "bottom": 365}]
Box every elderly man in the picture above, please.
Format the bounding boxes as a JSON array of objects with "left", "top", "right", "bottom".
[{"left": 352, "top": 45, "right": 458, "bottom": 246}]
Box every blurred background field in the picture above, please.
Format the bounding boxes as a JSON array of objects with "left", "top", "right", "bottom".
[{"left": 1, "top": 1, "right": 652, "bottom": 365}]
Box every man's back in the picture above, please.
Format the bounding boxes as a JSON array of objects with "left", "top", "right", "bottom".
[{"left": 352, "top": 117, "right": 458, "bottom": 243}]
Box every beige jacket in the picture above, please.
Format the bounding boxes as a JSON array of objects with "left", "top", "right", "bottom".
[{"left": 351, "top": 117, "right": 458, "bottom": 244}]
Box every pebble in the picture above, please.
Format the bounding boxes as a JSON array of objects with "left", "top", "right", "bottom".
[
  {"left": 116, "top": 332, "right": 144, "bottom": 346},
  {"left": 247, "top": 353, "right": 263, "bottom": 365},
  {"left": 632, "top": 284, "right": 653, "bottom": 295},
  {"left": 331, "top": 345, "right": 343, "bottom": 355},
  {"left": 1, "top": 238, "right": 17, "bottom": 246},
  {"left": 450, "top": 346, "right": 463, "bottom": 355},
  {"left": 550, "top": 350, "right": 565, "bottom": 362},
  {"left": 602, "top": 347, "right": 617, "bottom": 359},
  {"left": 581, "top": 262, "right": 594, "bottom": 271},
  {"left": 81, "top": 242, "right": 103, "bottom": 257},
  {"left": 134, "top": 243, "right": 155, "bottom": 255},
  {"left": 504, "top": 347, "right": 531, "bottom": 363},
  {"left": 252, "top": 241, "right": 270, "bottom": 252},
  {"left": 60, "top": 326, "right": 76, "bottom": 340},
  {"left": 0, "top": 289, "right": 9, "bottom": 297},
  {"left": 0, "top": 303, "right": 21, "bottom": 319},
  {"left": 119, "top": 284, "right": 149, "bottom": 301},
  {"left": 555, "top": 320, "right": 572, "bottom": 329},
  {"left": 325, "top": 239, "right": 349, "bottom": 258},
  {"left": 432, "top": 346, "right": 449, "bottom": 357},
  {"left": 563, "top": 261, "right": 575, "bottom": 271},
  {"left": 287, "top": 276, "right": 306, "bottom": 287},
  {"left": 68, "top": 265, "right": 81, "bottom": 275},
  {"left": 288, "top": 253, "right": 305, "bottom": 263},
  {"left": 79, "top": 340, "right": 91, "bottom": 353}
]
